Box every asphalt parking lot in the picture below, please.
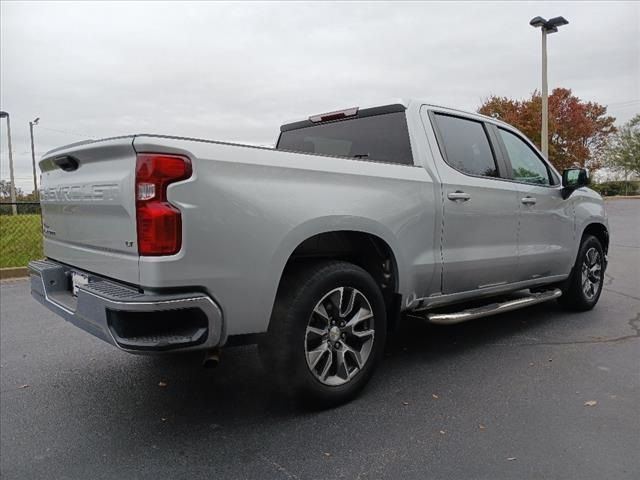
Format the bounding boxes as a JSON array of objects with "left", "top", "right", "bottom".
[{"left": 1, "top": 199, "right": 638, "bottom": 480}]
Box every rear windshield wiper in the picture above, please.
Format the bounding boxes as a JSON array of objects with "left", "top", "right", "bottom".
[{"left": 352, "top": 153, "right": 369, "bottom": 159}]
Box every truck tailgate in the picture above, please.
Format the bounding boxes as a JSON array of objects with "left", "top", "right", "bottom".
[{"left": 39, "top": 137, "right": 139, "bottom": 284}]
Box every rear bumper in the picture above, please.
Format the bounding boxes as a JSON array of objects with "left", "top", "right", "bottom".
[{"left": 28, "top": 259, "right": 223, "bottom": 354}]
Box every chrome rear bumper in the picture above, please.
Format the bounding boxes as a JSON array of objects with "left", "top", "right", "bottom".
[{"left": 28, "top": 259, "right": 223, "bottom": 353}]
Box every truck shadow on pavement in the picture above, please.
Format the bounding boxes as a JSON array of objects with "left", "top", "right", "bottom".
[
  {"left": 67, "top": 301, "right": 574, "bottom": 423},
  {"left": 37, "top": 295, "right": 626, "bottom": 469}
]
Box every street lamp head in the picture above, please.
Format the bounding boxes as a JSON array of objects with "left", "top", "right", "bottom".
[
  {"left": 547, "top": 16, "right": 569, "bottom": 28},
  {"left": 0, "top": 111, "right": 8, "bottom": 119},
  {"left": 529, "top": 16, "right": 547, "bottom": 28},
  {"left": 32, "top": 117, "right": 40, "bottom": 125},
  {"left": 530, "top": 15, "right": 569, "bottom": 33}
]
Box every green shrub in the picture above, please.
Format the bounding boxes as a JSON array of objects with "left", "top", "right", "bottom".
[{"left": 590, "top": 181, "right": 640, "bottom": 196}]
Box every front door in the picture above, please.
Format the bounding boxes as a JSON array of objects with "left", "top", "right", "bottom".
[
  {"left": 429, "top": 112, "right": 520, "bottom": 294},
  {"left": 494, "top": 127, "right": 575, "bottom": 280}
]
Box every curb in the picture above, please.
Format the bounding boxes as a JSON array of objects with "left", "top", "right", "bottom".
[
  {"left": 603, "top": 195, "right": 640, "bottom": 200},
  {"left": 0, "top": 267, "right": 29, "bottom": 280}
]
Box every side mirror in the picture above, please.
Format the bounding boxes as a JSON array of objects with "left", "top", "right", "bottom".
[{"left": 561, "top": 168, "right": 589, "bottom": 198}]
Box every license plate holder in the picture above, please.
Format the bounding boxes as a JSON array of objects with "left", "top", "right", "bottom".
[{"left": 70, "top": 271, "right": 90, "bottom": 297}]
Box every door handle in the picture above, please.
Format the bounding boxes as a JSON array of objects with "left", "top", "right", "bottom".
[
  {"left": 521, "top": 196, "right": 537, "bottom": 205},
  {"left": 447, "top": 191, "right": 471, "bottom": 202}
]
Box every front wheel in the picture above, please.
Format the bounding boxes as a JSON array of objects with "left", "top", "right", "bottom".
[
  {"left": 260, "top": 261, "right": 387, "bottom": 408},
  {"left": 558, "top": 235, "right": 605, "bottom": 311}
]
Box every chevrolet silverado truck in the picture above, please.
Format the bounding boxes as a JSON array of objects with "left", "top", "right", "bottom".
[{"left": 29, "top": 100, "right": 608, "bottom": 406}]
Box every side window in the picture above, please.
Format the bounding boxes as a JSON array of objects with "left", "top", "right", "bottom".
[
  {"left": 432, "top": 113, "right": 498, "bottom": 178},
  {"left": 498, "top": 128, "right": 551, "bottom": 186}
]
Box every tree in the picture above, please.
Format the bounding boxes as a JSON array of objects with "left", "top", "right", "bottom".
[
  {"left": 0, "top": 180, "right": 24, "bottom": 200},
  {"left": 605, "top": 114, "right": 640, "bottom": 179},
  {"left": 478, "top": 88, "right": 617, "bottom": 172}
]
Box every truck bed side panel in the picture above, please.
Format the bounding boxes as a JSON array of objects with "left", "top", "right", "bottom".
[{"left": 133, "top": 136, "right": 438, "bottom": 337}]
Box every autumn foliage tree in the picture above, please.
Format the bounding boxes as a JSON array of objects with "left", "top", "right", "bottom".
[
  {"left": 605, "top": 114, "right": 640, "bottom": 178},
  {"left": 478, "top": 88, "right": 616, "bottom": 172}
]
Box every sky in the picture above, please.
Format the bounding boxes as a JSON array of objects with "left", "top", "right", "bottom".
[{"left": 1, "top": 1, "right": 638, "bottom": 192}]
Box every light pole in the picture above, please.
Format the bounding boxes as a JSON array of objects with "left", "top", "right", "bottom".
[
  {"left": 529, "top": 15, "right": 569, "bottom": 160},
  {"left": 0, "top": 110, "right": 17, "bottom": 215},
  {"left": 29, "top": 117, "right": 40, "bottom": 199}
]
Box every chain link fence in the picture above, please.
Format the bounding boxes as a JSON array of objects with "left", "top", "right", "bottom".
[{"left": 0, "top": 202, "right": 43, "bottom": 268}]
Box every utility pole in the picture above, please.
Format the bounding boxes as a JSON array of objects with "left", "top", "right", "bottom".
[
  {"left": 30, "top": 117, "right": 40, "bottom": 199},
  {"left": 0, "top": 111, "right": 17, "bottom": 215},
  {"left": 529, "top": 16, "right": 569, "bottom": 160}
]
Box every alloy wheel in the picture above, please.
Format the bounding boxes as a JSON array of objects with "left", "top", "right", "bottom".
[
  {"left": 304, "top": 287, "right": 376, "bottom": 386},
  {"left": 581, "top": 247, "right": 602, "bottom": 300}
]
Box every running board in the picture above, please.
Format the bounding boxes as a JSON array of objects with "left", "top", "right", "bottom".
[{"left": 425, "top": 289, "right": 562, "bottom": 325}]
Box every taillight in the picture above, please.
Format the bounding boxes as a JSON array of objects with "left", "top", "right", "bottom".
[{"left": 135, "top": 153, "right": 192, "bottom": 256}]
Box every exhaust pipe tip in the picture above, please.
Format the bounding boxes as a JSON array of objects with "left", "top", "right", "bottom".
[{"left": 202, "top": 348, "right": 221, "bottom": 368}]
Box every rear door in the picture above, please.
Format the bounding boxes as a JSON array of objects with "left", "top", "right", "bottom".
[
  {"left": 39, "top": 137, "right": 139, "bottom": 284},
  {"left": 428, "top": 111, "right": 520, "bottom": 294},
  {"left": 492, "top": 127, "right": 575, "bottom": 280}
]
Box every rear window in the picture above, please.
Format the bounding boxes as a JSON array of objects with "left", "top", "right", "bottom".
[
  {"left": 276, "top": 112, "right": 414, "bottom": 165},
  {"left": 432, "top": 113, "right": 498, "bottom": 178}
]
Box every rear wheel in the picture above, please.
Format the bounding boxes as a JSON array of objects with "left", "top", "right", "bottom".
[
  {"left": 260, "top": 261, "right": 387, "bottom": 408},
  {"left": 558, "top": 235, "right": 605, "bottom": 311}
]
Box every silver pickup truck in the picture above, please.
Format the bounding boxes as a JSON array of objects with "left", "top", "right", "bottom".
[{"left": 29, "top": 100, "right": 608, "bottom": 406}]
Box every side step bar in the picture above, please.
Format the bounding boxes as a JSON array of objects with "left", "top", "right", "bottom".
[{"left": 425, "top": 289, "right": 562, "bottom": 325}]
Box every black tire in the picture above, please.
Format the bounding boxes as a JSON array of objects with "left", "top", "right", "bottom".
[
  {"left": 259, "top": 260, "right": 387, "bottom": 408},
  {"left": 557, "top": 235, "right": 605, "bottom": 311}
]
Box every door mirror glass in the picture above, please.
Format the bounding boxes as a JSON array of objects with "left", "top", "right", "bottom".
[{"left": 562, "top": 168, "right": 589, "bottom": 188}]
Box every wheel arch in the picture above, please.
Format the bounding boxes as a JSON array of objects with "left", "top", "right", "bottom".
[
  {"left": 581, "top": 222, "right": 610, "bottom": 255},
  {"left": 268, "top": 219, "right": 405, "bottom": 330},
  {"left": 283, "top": 230, "right": 399, "bottom": 293}
]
